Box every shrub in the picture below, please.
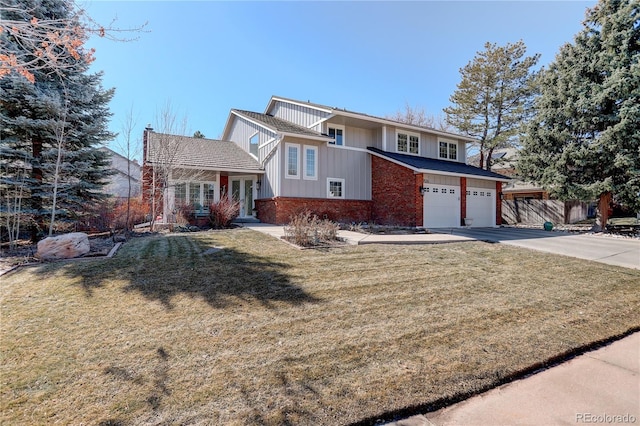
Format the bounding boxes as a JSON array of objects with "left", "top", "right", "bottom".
[
  {"left": 111, "top": 198, "right": 148, "bottom": 230},
  {"left": 208, "top": 197, "right": 240, "bottom": 229},
  {"left": 176, "top": 203, "right": 196, "bottom": 225},
  {"left": 284, "top": 210, "right": 340, "bottom": 247}
]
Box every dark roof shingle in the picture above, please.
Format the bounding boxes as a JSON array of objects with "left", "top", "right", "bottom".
[{"left": 368, "top": 147, "right": 510, "bottom": 180}]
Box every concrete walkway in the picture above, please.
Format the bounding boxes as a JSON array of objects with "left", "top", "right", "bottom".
[
  {"left": 240, "top": 223, "right": 473, "bottom": 245},
  {"left": 387, "top": 332, "right": 639, "bottom": 426}
]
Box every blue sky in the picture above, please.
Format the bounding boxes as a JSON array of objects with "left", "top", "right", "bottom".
[{"left": 85, "top": 1, "right": 593, "bottom": 158}]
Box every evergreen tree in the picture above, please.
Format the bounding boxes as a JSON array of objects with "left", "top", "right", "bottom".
[
  {"left": 0, "top": 0, "right": 115, "bottom": 239},
  {"left": 444, "top": 41, "right": 540, "bottom": 169},
  {"left": 518, "top": 0, "right": 639, "bottom": 230}
]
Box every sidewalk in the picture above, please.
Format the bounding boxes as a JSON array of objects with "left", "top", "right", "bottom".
[
  {"left": 387, "top": 332, "right": 639, "bottom": 426},
  {"left": 240, "top": 223, "right": 473, "bottom": 245}
]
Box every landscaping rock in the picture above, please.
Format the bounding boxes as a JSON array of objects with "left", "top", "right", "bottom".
[{"left": 36, "top": 232, "right": 90, "bottom": 260}]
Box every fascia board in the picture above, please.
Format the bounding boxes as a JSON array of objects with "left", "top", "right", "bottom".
[
  {"left": 265, "top": 95, "right": 333, "bottom": 115},
  {"left": 231, "top": 110, "right": 278, "bottom": 134},
  {"left": 332, "top": 110, "right": 479, "bottom": 143}
]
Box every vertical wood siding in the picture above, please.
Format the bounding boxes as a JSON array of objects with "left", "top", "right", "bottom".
[
  {"left": 278, "top": 138, "right": 371, "bottom": 200},
  {"left": 271, "top": 101, "right": 330, "bottom": 129},
  {"left": 227, "top": 115, "right": 277, "bottom": 161}
]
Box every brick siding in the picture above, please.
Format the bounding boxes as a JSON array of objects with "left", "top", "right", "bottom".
[
  {"left": 371, "top": 155, "right": 421, "bottom": 227},
  {"left": 255, "top": 197, "right": 373, "bottom": 225}
]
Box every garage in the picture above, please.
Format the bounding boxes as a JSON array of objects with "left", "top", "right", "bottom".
[
  {"left": 423, "top": 184, "right": 460, "bottom": 228},
  {"left": 466, "top": 187, "right": 495, "bottom": 227}
]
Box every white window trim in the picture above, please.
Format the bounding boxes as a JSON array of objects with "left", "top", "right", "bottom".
[
  {"left": 396, "top": 130, "right": 420, "bottom": 155},
  {"left": 285, "top": 143, "right": 300, "bottom": 179},
  {"left": 327, "top": 177, "right": 345, "bottom": 199},
  {"left": 438, "top": 137, "right": 459, "bottom": 161},
  {"left": 303, "top": 145, "right": 318, "bottom": 181},
  {"left": 249, "top": 131, "right": 259, "bottom": 159},
  {"left": 327, "top": 124, "right": 346, "bottom": 146}
]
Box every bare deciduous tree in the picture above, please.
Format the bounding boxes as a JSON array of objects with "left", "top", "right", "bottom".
[{"left": 387, "top": 103, "right": 453, "bottom": 132}]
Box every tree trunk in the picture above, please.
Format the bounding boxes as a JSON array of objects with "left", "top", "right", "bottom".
[
  {"left": 30, "top": 138, "right": 43, "bottom": 242},
  {"left": 592, "top": 191, "right": 612, "bottom": 232}
]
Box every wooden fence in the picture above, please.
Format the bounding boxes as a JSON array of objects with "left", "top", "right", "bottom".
[{"left": 502, "top": 200, "right": 589, "bottom": 225}]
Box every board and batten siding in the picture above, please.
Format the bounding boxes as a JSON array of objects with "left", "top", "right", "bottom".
[
  {"left": 322, "top": 124, "right": 375, "bottom": 150},
  {"left": 384, "top": 125, "right": 467, "bottom": 163},
  {"left": 227, "top": 116, "right": 277, "bottom": 160},
  {"left": 467, "top": 178, "right": 495, "bottom": 189},
  {"left": 278, "top": 138, "right": 371, "bottom": 200},
  {"left": 259, "top": 144, "right": 280, "bottom": 199},
  {"left": 424, "top": 173, "right": 460, "bottom": 186},
  {"left": 271, "top": 101, "right": 331, "bottom": 131}
]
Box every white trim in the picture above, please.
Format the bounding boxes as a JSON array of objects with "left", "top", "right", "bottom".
[
  {"left": 158, "top": 164, "right": 264, "bottom": 174},
  {"left": 395, "top": 129, "right": 421, "bottom": 155},
  {"left": 249, "top": 131, "right": 260, "bottom": 159},
  {"left": 258, "top": 136, "right": 277, "bottom": 149},
  {"left": 332, "top": 109, "right": 478, "bottom": 142},
  {"left": 280, "top": 131, "right": 333, "bottom": 142},
  {"left": 327, "top": 124, "right": 346, "bottom": 146},
  {"left": 437, "top": 137, "right": 459, "bottom": 161},
  {"left": 231, "top": 110, "right": 277, "bottom": 134},
  {"left": 382, "top": 125, "right": 387, "bottom": 151},
  {"left": 308, "top": 117, "right": 328, "bottom": 130},
  {"left": 285, "top": 143, "right": 300, "bottom": 179},
  {"left": 326, "top": 144, "right": 368, "bottom": 153},
  {"left": 327, "top": 177, "right": 345, "bottom": 199},
  {"left": 268, "top": 96, "right": 333, "bottom": 114},
  {"left": 303, "top": 145, "right": 318, "bottom": 181}
]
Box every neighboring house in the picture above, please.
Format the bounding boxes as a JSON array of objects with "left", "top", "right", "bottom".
[
  {"left": 143, "top": 96, "right": 510, "bottom": 228},
  {"left": 100, "top": 147, "right": 142, "bottom": 199},
  {"left": 469, "top": 148, "right": 589, "bottom": 224}
]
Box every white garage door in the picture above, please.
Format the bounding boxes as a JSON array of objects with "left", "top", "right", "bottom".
[
  {"left": 423, "top": 184, "right": 460, "bottom": 228},
  {"left": 466, "top": 187, "right": 495, "bottom": 227}
]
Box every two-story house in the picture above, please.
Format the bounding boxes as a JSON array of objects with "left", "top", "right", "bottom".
[{"left": 143, "top": 96, "right": 510, "bottom": 228}]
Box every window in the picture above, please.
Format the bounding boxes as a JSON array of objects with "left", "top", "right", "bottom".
[
  {"left": 285, "top": 143, "right": 300, "bottom": 178},
  {"left": 174, "top": 182, "right": 216, "bottom": 215},
  {"left": 327, "top": 178, "right": 345, "bottom": 199},
  {"left": 328, "top": 125, "right": 344, "bottom": 146},
  {"left": 397, "top": 131, "right": 419, "bottom": 154},
  {"left": 175, "top": 182, "right": 187, "bottom": 206},
  {"left": 303, "top": 145, "right": 317, "bottom": 180},
  {"left": 249, "top": 132, "right": 259, "bottom": 157},
  {"left": 438, "top": 139, "right": 458, "bottom": 160}
]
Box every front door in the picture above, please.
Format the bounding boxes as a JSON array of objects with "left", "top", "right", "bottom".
[{"left": 229, "top": 177, "right": 255, "bottom": 218}]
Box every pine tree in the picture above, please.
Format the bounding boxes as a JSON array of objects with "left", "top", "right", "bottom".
[
  {"left": 0, "top": 0, "right": 115, "bottom": 239},
  {"left": 444, "top": 41, "right": 540, "bottom": 169},
  {"left": 518, "top": 0, "right": 639, "bottom": 230}
]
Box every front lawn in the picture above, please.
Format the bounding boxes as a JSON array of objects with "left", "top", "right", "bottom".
[{"left": 1, "top": 228, "right": 638, "bottom": 425}]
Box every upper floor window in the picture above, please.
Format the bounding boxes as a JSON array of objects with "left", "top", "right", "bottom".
[
  {"left": 397, "top": 131, "right": 419, "bottom": 154},
  {"left": 328, "top": 125, "right": 345, "bottom": 146},
  {"left": 249, "top": 132, "right": 259, "bottom": 157},
  {"left": 285, "top": 143, "right": 300, "bottom": 179},
  {"left": 438, "top": 139, "right": 458, "bottom": 160},
  {"left": 303, "top": 145, "right": 318, "bottom": 180}
]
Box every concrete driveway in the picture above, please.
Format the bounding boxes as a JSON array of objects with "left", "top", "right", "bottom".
[{"left": 433, "top": 227, "right": 639, "bottom": 270}]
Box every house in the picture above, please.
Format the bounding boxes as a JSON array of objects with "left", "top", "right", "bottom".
[
  {"left": 143, "top": 96, "right": 510, "bottom": 228},
  {"left": 100, "top": 147, "right": 142, "bottom": 199},
  {"left": 468, "top": 148, "right": 589, "bottom": 224}
]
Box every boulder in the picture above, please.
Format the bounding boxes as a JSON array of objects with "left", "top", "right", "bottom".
[{"left": 36, "top": 232, "right": 91, "bottom": 260}]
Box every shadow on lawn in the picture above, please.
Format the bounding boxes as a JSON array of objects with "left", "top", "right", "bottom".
[{"left": 32, "top": 233, "right": 320, "bottom": 310}]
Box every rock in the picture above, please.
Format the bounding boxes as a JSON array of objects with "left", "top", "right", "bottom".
[{"left": 36, "top": 232, "right": 91, "bottom": 260}]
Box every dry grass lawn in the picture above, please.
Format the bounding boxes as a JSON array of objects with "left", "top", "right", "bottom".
[{"left": 1, "top": 228, "right": 639, "bottom": 425}]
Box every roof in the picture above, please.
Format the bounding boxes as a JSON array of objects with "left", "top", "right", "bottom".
[
  {"left": 146, "top": 132, "right": 262, "bottom": 173},
  {"left": 266, "top": 95, "right": 478, "bottom": 142},
  {"left": 368, "top": 147, "right": 511, "bottom": 181},
  {"left": 231, "top": 109, "right": 332, "bottom": 140}
]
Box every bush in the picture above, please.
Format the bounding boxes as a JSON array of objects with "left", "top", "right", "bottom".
[
  {"left": 111, "top": 198, "right": 148, "bottom": 230},
  {"left": 284, "top": 210, "right": 340, "bottom": 247},
  {"left": 176, "top": 203, "right": 196, "bottom": 225},
  {"left": 208, "top": 197, "right": 240, "bottom": 229}
]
